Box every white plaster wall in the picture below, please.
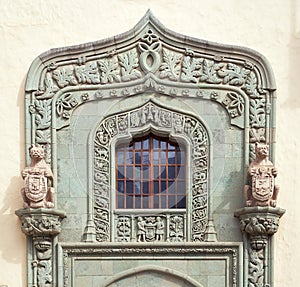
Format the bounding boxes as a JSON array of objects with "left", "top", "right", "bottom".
[{"left": 0, "top": 0, "right": 298, "bottom": 286}]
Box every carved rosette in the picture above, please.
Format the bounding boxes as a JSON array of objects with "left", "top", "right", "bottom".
[
  {"left": 234, "top": 206, "right": 285, "bottom": 287},
  {"left": 94, "top": 101, "right": 209, "bottom": 242},
  {"left": 16, "top": 208, "right": 66, "bottom": 287}
]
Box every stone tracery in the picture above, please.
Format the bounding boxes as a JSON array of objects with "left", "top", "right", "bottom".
[{"left": 93, "top": 100, "right": 209, "bottom": 242}]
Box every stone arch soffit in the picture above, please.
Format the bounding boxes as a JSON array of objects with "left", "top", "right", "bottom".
[
  {"left": 24, "top": 10, "right": 277, "bottom": 165},
  {"left": 92, "top": 99, "right": 210, "bottom": 242},
  {"left": 100, "top": 265, "right": 204, "bottom": 287}
]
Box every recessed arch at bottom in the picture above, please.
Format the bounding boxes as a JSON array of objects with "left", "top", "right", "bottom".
[{"left": 101, "top": 265, "right": 204, "bottom": 287}]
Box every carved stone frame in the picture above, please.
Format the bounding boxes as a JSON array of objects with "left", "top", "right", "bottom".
[
  {"left": 20, "top": 10, "right": 279, "bottom": 287},
  {"left": 91, "top": 99, "right": 210, "bottom": 242},
  {"left": 58, "top": 242, "right": 243, "bottom": 287}
]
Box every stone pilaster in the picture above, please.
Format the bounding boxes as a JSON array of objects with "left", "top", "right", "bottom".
[
  {"left": 234, "top": 206, "right": 285, "bottom": 287},
  {"left": 16, "top": 208, "right": 66, "bottom": 287}
]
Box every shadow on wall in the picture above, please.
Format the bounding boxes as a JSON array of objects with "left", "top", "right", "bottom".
[
  {"left": 0, "top": 176, "right": 25, "bottom": 262},
  {"left": 0, "top": 73, "right": 27, "bottom": 284}
]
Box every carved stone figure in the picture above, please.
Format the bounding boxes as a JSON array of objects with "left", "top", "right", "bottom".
[
  {"left": 137, "top": 216, "right": 146, "bottom": 242},
  {"left": 21, "top": 144, "right": 55, "bottom": 208},
  {"left": 244, "top": 142, "right": 279, "bottom": 207},
  {"left": 155, "top": 217, "right": 164, "bottom": 241}
]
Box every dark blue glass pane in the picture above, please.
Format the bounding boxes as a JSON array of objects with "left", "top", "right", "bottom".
[
  {"left": 177, "top": 196, "right": 186, "bottom": 208},
  {"left": 168, "top": 195, "right": 176, "bottom": 208},
  {"left": 117, "top": 167, "right": 125, "bottom": 179},
  {"left": 135, "top": 151, "right": 141, "bottom": 164},
  {"left": 168, "top": 166, "right": 176, "bottom": 179},
  {"left": 126, "top": 180, "right": 133, "bottom": 192},
  {"left": 143, "top": 182, "right": 149, "bottom": 194}
]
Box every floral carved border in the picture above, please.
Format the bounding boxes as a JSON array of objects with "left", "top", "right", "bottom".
[
  {"left": 25, "top": 12, "right": 276, "bottom": 167},
  {"left": 93, "top": 101, "right": 209, "bottom": 242}
]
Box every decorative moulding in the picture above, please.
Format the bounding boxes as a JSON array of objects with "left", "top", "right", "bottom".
[
  {"left": 24, "top": 9, "right": 277, "bottom": 168},
  {"left": 17, "top": 10, "right": 284, "bottom": 287}
]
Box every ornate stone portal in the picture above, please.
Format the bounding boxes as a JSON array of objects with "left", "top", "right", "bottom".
[{"left": 16, "top": 11, "right": 284, "bottom": 287}]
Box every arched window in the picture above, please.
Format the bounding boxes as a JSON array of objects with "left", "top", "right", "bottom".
[{"left": 116, "top": 133, "right": 186, "bottom": 209}]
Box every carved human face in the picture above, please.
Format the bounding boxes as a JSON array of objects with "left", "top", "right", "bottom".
[
  {"left": 30, "top": 145, "right": 45, "bottom": 159},
  {"left": 255, "top": 143, "right": 269, "bottom": 158}
]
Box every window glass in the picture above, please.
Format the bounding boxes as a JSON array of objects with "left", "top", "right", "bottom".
[{"left": 116, "top": 134, "right": 186, "bottom": 209}]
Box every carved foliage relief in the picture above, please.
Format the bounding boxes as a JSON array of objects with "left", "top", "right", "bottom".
[
  {"left": 94, "top": 101, "right": 209, "bottom": 242},
  {"left": 26, "top": 23, "right": 271, "bottom": 165}
]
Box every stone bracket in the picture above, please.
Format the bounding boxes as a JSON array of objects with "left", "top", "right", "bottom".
[
  {"left": 16, "top": 208, "right": 66, "bottom": 287},
  {"left": 234, "top": 206, "right": 285, "bottom": 287}
]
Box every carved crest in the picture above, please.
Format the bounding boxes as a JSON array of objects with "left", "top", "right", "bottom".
[
  {"left": 244, "top": 143, "right": 279, "bottom": 207},
  {"left": 21, "top": 145, "right": 55, "bottom": 209},
  {"left": 251, "top": 167, "right": 274, "bottom": 203},
  {"left": 24, "top": 170, "right": 48, "bottom": 202}
]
